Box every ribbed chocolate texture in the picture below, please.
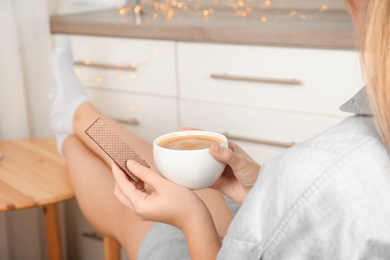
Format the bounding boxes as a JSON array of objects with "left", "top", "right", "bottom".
[{"left": 85, "top": 117, "right": 150, "bottom": 182}]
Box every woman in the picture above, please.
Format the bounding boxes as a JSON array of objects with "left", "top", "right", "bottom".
[{"left": 49, "top": 0, "right": 390, "bottom": 259}]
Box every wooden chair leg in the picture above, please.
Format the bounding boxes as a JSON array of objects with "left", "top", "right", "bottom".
[
  {"left": 104, "top": 236, "right": 120, "bottom": 260},
  {"left": 43, "top": 203, "right": 63, "bottom": 260}
]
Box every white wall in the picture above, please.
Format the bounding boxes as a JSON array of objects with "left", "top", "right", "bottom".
[{"left": 0, "top": 0, "right": 55, "bottom": 259}]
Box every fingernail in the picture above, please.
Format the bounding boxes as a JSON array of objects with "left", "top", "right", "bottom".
[
  {"left": 212, "top": 145, "right": 222, "bottom": 154},
  {"left": 127, "top": 160, "right": 139, "bottom": 169}
]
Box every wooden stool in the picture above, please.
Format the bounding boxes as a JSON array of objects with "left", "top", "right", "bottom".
[{"left": 0, "top": 139, "right": 120, "bottom": 260}]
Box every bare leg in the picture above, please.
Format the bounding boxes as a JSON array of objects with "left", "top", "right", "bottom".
[{"left": 63, "top": 136, "right": 154, "bottom": 259}]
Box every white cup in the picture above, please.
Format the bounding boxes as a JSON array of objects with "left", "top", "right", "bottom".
[{"left": 153, "top": 131, "right": 228, "bottom": 190}]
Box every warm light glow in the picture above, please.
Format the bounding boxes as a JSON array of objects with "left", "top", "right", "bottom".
[
  {"left": 154, "top": 48, "right": 159, "bottom": 54},
  {"left": 96, "top": 77, "right": 102, "bottom": 83},
  {"left": 85, "top": 60, "right": 91, "bottom": 65},
  {"left": 265, "top": 0, "right": 271, "bottom": 6},
  {"left": 203, "top": 10, "right": 209, "bottom": 16},
  {"left": 209, "top": 8, "right": 214, "bottom": 14},
  {"left": 131, "top": 74, "right": 137, "bottom": 80},
  {"left": 75, "top": 69, "right": 81, "bottom": 74},
  {"left": 261, "top": 16, "right": 267, "bottom": 22},
  {"left": 134, "top": 5, "right": 142, "bottom": 13},
  {"left": 131, "top": 104, "right": 136, "bottom": 111},
  {"left": 238, "top": 1, "right": 244, "bottom": 7},
  {"left": 241, "top": 11, "right": 247, "bottom": 17},
  {"left": 167, "top": 9, "right": 175, "bottom": 20},
  {"left": 177, "top": 2, "right": 183, "bottom": 8},
  {"left": 322, "top": 5, "right": 328, "bottom": 11},
  {"left": 130, "top": 63, "right": 136, "bottom": 69},
  {"left": 183, "top": 6, "right": 188, "bottom": 11},
  {"left": 154, "top": 2, "right": 159, "bottom": 9},
  {"left": 153, "top": 13, "right": 158, "bottom": 19},
  {"left": 290, "top": 10, "right": 296, "bottom": 16},
  {"left": 246, "top": 8, "right": 252, "bottom": 13},
  {"left": 172, "top": 0, "right": 177, "bottom": 7}
]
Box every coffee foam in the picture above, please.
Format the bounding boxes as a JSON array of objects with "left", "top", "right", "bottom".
[{"left": 158, "top": 135, "right": 223, "bottom": 150}]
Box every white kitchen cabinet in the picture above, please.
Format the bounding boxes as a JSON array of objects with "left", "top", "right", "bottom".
[
  {"left": 85, "top": 88, "right": 178, "bottom": 143},
  {"left": 177, "top": 42, "right": 364, "bottom": 116},
  {"left": 56, "top": 35, "right": 177, "bottom": 97},
  {"left": 179, "top": 100, "right": 349, "bottom": 164}
]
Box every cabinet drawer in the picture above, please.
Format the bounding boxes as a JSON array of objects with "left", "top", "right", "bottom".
[
  {"left": 86, "top": 89, "right": 178, "bottom": 143},
  {"left": 177, "top": 42, "right": 364, "bottom": 116},
  {"left": 179, "top": 100, "right": 346, "bottom": 162},
  {"left": 55, "top": 35, "right": 177, "bottom": 97}
]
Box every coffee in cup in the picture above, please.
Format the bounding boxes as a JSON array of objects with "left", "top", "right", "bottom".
[
  {"left": 157, "top": 135, "right": 224, "bottom": 150},
  {"left": 153, "top": 131, "right": 228, "bottom": 190}
]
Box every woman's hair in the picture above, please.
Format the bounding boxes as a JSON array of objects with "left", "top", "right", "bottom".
[{"left": 346, "top": 0, "right": 390, "bottom": 149}]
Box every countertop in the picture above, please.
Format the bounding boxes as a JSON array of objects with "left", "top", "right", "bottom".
[{"left": 50, "top": 7, "right": 358, "bottom": 49}]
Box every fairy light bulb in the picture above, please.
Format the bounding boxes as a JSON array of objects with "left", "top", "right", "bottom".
[
  {"left": 261, "top": 16, "right": 267, "bottom": 22},
  {"left": 85, "top": 60, "right": 91, "bottom": 65}
]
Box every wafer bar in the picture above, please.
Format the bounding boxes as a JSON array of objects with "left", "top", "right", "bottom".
[{"left": 85, "top": 117, "right": 150, "bottom": 182}]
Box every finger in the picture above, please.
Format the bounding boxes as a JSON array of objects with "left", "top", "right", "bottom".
[
  {"left": 114, "top": 182, "right": 135, "bottom": 211},
  {"left": 210, "top": 144, "right": 247, "bottom": 173},
  {"left": 126, "top": 160, "right": 168, "bottom": 189},
  {"left": 112, "top": 162, "right": 138, "bottom": 195}
]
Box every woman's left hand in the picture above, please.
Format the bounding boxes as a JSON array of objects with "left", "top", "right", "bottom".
[{"left": 112, "top": 160, "right": 209, "bottom": 230}]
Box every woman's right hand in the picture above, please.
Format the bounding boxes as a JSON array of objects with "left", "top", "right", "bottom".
[{"left": 209, "top": 141, "right": 261, "bottom": 205}]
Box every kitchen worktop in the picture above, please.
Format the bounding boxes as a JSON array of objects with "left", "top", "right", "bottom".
[{"left": 50, "top": 7, "right": 357, "bottom": 49}]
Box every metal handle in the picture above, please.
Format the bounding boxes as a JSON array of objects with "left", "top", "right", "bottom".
[
  {"left": 223, "top": 132, "right": 295, "bottom": 148},
  {"left": 113, "top": 118, "right": 140, "bottom": 126},
  {"left": 211, "top": 73, "right": 301, "bottom": 85},
  {"left": 74, "top": 61, "right": 136, "bottom": 71}
]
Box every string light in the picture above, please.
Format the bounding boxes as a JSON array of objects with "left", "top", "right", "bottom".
[{"left": 116, "top": 0, "right": 333, "bottom": 23}]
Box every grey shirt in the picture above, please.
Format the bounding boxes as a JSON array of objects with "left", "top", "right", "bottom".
[{"left": 218, "top": 88, "right": 390, "bottom": 259}]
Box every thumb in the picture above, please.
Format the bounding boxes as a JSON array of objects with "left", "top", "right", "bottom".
[
  {"left": 210, "top": 144, "right": 247, "bottom": 174},
  {"left": 126, "top": 160, "right": 166, "bottom": 189}
]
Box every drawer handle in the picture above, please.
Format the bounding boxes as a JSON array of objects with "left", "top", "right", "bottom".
[
  {"left": 223, "top": 133, "right": 295, "bottom": 148},
  {"left": 74, "top": 61, "right": 136, "bottom": 71},
  {"left": 113, "top": 118, "right": 140, "bottom": 126},
  {"left": 210, "top": 73, "right": 301, "bottom": 85}
]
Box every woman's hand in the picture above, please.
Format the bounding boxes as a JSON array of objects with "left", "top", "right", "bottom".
[
  {"left": 178, "top": 127, "right": 261, "bottom": 205},
  {"left": 210, "top": 141, "right": 261, "bottom": 205},
  {"left": 112, "top": 160, "right": 222, "bottom": 259},
  {"left": 112, "top": 160, "right": 207, "bottom": 229}
]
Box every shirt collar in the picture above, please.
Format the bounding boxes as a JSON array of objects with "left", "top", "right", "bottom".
[{"left": 339, "top": 87, "right": 374, "bottom": 116}]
